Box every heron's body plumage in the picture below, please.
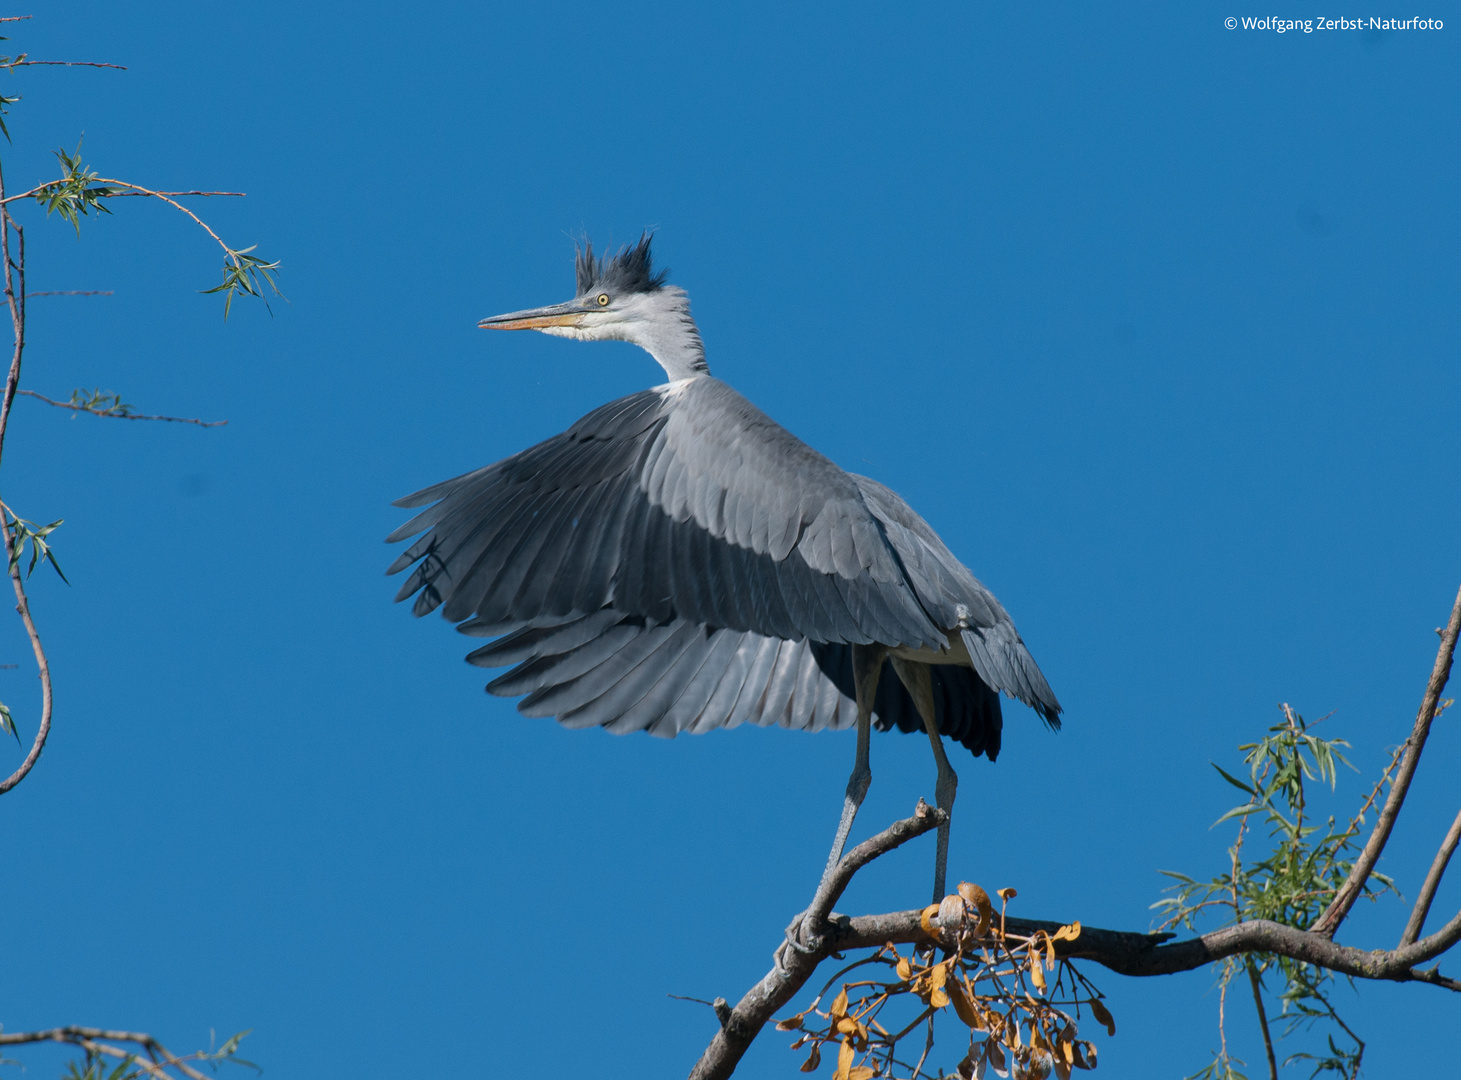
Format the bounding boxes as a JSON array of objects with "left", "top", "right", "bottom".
[{"left": 389, "top": 375, "right": 1058, "bottom": 760}]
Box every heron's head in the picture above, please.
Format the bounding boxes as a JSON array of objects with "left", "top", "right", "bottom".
[{"left": 478, "top": 233, "right": 709, "bottom": 381}]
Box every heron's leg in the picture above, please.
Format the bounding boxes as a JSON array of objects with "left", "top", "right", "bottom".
[
  {"left": 819, "top": 644, "right": 886, "bottom": 887},
  {"left": 890, "top": 657, "right": 958, "bottom": 903}
]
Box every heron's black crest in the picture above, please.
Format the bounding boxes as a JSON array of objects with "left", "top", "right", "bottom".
[{"left": 575, "top": 234, "right": 669, "bottom": 297}]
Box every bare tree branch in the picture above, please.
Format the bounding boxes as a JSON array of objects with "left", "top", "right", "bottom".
[
  {"left": 1402, "top": 805, "right": 1461, "bottom": 947},
  {"left": 26, "top": 289, "right": 112, "bottom": 297},
  {"left": 18, "top": 388, "right": 226, "bottom": 426},
  {"left": 1312, "top": 580, "right": 1461, "bottom": 936}
]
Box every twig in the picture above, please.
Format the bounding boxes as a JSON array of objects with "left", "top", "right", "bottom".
[
  {"left": 102, "top": 190, "right": 244, "bottom": 198},
  {"left": 1401, "top": 806, "right": 1461, "bottom": 946},
  {"left": 1246, "top": 960, "right": 1277, "bottom": 1080},
  {"left": 18, "top": 389, "right": 226, "bottom": 426},
  {"left": 26, "top": 289, "right": 112, "bottom": 297},
  {"left": 1312, "top": 581, "right": 1461, "bottom": 936},
  {"left": 669, "top": 994, "right": 733, "bottom": 1028},
  {"left": 11, "top": 60, "right": 127, "bottom": 70},
  {"left": 0, "top": 157, "right": 28, "bottom": 469},
  {"left": 0, "top": 187, "right": 244, "bottom": 206}
]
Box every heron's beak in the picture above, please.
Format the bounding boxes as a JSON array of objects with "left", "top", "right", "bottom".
[{"left": 478, "top": 301, "right": 587, "bottom": 331}]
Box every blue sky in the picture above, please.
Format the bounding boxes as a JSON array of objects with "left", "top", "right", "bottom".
[{"left": 3, "top": 3, "right": 1457, "bottom": 1076}]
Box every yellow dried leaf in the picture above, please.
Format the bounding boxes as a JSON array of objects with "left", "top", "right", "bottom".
[
  {"left": 1088, "top": 997, "right": 1115, "bottom": 1036},
  {"left": 958, "top": 881, "right": 987, "bottom": 906},
  {"left": 948, "top": 978, "right": 980, "bottom": 1028},
  {"left": 920, "top": 904, "right": 940, "bottom": 935},
  {"left": 896, "top": 956, "right": 912, "bottom": 981},
  {"left": 997, "top": 887, "right": 1018, "bottom": 901},
  {"left": 1053, "top": 921, "right": 1082, "bottom": 942},
  {"left": 836, "top": 1017, "right": 858, "bottom": 1036},
  {"left": 848, "top": 1069, "right": 877, "bottom": 1080},
  {"left": 931, "top": 986, "right": 950, "bottom": 1008},
  {"left": 1045, "top": 935, "right": 1056, "bottom": 969},
  {"left": 830, "top": 988, "right": 849, "bottom": 1020},
  {"left": 800, "top": 1043, "right": 822, "bottom": 1072},
  {"left": 776, "top": 1014, "right": 804, "bottom": 1032},
  {"left": 960, "top": 882, "right": 994, "bottom": 937},
  {"left": 835, "top": 1037, "right": 855, "bottom": 1080},
  {"left": 930, "top": 962, "right": 948, "bottom": 990},
  {"left": 1031, "top": 958, "right": 1047, "bottom": 992}
]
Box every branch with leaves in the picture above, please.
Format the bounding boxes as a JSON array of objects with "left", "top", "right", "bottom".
[
  {"left": 17, "top": 388, "right": 225, "bottom": 426},
  {"left": 0, "top": 143, "right": 283, "bottom": 319},
  {"left": 0, "top": 1025, "right": 255, "bottom": 1080},
  {"left": 0, "top": 24, "right": 276, "bottom": 796}
]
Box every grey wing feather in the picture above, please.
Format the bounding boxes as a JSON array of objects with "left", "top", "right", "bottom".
[
  {"left": 469, "top": 608, "right": 1008, "bottom": 761},
  {"left": 387, "top": 380, "right": 946, "bottom": 649},
  {"left": 851, "top": 474, "right": 1062, "bottom": 726}
]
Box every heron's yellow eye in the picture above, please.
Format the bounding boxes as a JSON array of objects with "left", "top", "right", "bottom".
[{"left": 596, "top": 294, "right": 610, "bottom": 306}]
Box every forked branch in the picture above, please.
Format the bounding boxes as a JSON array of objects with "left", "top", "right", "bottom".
[
  {"left": 1312, "top": 581, "right": 1461, "bottom": 936},
  {"left": 689, "top": 801, "right": 946, "bottom": 1080}
]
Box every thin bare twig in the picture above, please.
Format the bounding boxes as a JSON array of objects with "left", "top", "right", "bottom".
[
  {"left": 1246, "top": 960, "right": 1278, "bottom": 1080},
  {"left": 18, "top": 389, "right": 226, "bottom": 427},
  {"left": 1312, "top": 581, "right": 1461, "bottom": 936},
  {"left": 103, "top": 190, "right": 244, "bottom": 198},
  {"left": 10, "top": 60, "right": 127, "bottom": 70},
  {"left": 0, "top": 158, "right": 28, "bottom": 469},
  {"left": 1402, "top": 806, "right": 1461, "bottom": 947},
  {"left": 25, "top": 289, "right": 112, "bottom": 297}
]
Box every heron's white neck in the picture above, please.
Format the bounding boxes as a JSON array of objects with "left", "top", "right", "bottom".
[
  {"left": 621, "top": 287, "right": 709, "bottom": 381},
  {"left": 545, "top": 286, "right": 709, "bottom": 381}
]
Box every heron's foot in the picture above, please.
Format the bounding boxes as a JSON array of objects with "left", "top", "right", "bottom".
[{"left": 774, "top": 910, "right": 823, "bottom": 975}]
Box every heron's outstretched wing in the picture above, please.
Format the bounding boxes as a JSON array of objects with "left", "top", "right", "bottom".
[
  {"left": 387, "top": 379, "right": 946, "bottom": 650},
  {"left": 850, "top": 475, "right": 1062, "bottom": 726},
  {"left": 464, "top": 608, "right": 1004, "bottom": 761}
]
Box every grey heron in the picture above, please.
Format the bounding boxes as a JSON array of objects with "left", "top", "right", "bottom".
[{"left": 387, "top": 235, "right": 1061, "bottom": 902}]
